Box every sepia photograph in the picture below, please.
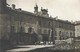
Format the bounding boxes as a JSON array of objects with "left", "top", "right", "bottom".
[{"left": 0, "top": 0, "right": 80, "bottom": 52}]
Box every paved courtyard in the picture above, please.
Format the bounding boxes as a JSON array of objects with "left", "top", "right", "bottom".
[{"left": 6, "top": 45, "right": 53, "bottom": 52}]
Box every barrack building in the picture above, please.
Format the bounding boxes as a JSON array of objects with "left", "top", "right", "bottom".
[{"left": 0, "top": 0, "right": 75, "bottom": 44}]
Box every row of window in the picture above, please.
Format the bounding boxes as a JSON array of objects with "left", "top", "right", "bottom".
[
  {"left": 10, "top": 25, "right": 52, "bottom": 34},
  {"left": 10, "top": 26, "right": 33, "bottom": 33},
  {"left": 38, "top": 29, "right": 51, "bottom": 34},
  {"left": 55, "top": 31, "right": 73, "bottom": 40},
  {"left": 56, "top": 22, "right": 74, "bottom": 30},
  {"left": 10, "top": 26, "right": 52, "bottom": 35},
  {"left": 38, "top": 20, "right": 53, "bottom": 27},
  {"left": 55, "top": 31, "right": 73, "bottom": 36}
]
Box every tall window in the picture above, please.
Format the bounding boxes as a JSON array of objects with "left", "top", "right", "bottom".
[
  {"left": 38, "top": 20, "right": 41, "bottom": 25},
  {"left": 66, "top": 32, "right": 69, "bottom": 39},
  {"left": 48, "top": 30, "right": 50, "bottom": 34},
  {"left": 70, "top": 32, "right": 72, "bottom": 37},
  {"left": 28, "top": 27, "right": 32, "bottom": 33},
  {"left": 55, "top": 31, "right": 57, "bottom": 36},
  {"left": 55, "top": 31, "right": 57, "bottom": 40},
  {"left": 59, "top": 31, "right": 61, "bottom": 36},
  {"left": 20, "top": 26, "right": 25, "bottom": 32},
  {"left": 48, "top": 22, "right": 50, "bottom": 26},
  {"left": 59, "top": 25, "right": 61, "bottom": 28},
  {"left": 55, "top": 37, "right": 57, "bottom": 40},
  {"left": 38, "top": 29, "right": 41, "bottom": 34},
  {"left": 59, "top": 31, "right": 61, "bottom": 40},
  {"left": 44, "top": 29, "right": 47, "bottom": 34},
  {"left": 11, "top": 26, "right": 15, "bottom": 33}
]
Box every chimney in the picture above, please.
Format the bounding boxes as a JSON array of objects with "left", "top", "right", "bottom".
[
  {"left": 18, "top": 8, "right": 22, "bottom": 10},
  {"left": 12, "top": 4, "right": 15, "bottom": 9},
  {"left": 18, "top": 8, "right": 22, "bottom": 12}
]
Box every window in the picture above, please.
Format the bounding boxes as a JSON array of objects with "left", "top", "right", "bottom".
[
  {"left": 59, "top": 25, "right": 61, "bottom": 28},
  {"left": 20, "top": 26, "right": 25, "bottom": 32},
  {"left": 59, "top": 31, "right": 62, "bottom": 40},
  {"left": 38, "top": 29, "right": 42, "bottom": 34},
  {"left": 28, "top": 27, "right": 32, "bottom": 33},
  {"left": 59, "top": 31, "right": 61, "bottom": 36},
  {"left": 38, "top": 20, "right": 41, "bottom": 25},
  {"left": 55, "top": 37, "right": 57, "bottom": 40},
  {"left": 60, "top": 36, "right": 62, "bottom": 40},
  {"left": 55, "top": 31, "right": 57, "bottom": 36},
  {"left": 66, "top": 32, "right": 69, "bottom": 39},
  {"left": 48, "top": 21, "right": 50, "bottom": 26},
  {"left": 44, "top": 29, "right": 47, "bottom": 34},
  {"left": 11, "top": 26, "right": 15, "bottom": 33},
  {"left": 70, "top": 32, "right": 72, "bottom": 37},
  {"left": 48, "top": 30, "right": 50, "bottom": 34}
]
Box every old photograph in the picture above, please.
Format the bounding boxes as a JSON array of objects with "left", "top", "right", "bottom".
[{"left": 0, "top": 0, "right": 80, "bottom": 52}]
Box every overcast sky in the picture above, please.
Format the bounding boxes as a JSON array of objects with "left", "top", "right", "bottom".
[{"left": 7, "top": 0, "right": 80, "bottom": 21}]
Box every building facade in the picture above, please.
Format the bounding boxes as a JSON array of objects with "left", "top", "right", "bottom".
[
  {"left": 75, "top": 21, "right": 80, "bottom": 37},
  {"left": 0, "top": 0, "right": 75, "bottom": 44},
  {"left": 54, "top": 19, "right": 75, "bottom": 40},
  {"left": 0, "top": 0, "right": 54, "bottom": 44}
]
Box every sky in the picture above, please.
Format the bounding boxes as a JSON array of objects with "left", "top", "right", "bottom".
[{"left": 7, "top": 0, "right": 80, "bottom": 21}]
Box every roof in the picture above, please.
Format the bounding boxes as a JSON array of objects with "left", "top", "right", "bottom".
[
  {"left": 7, "top": 7, "right": 75, "bottom": 25},
  {"left": 55, "top": 19, "right": 74, "bottom": 25},
  {"left": 75, "top": 21, "right": 80, "bottom": 25},
  {"left": 7, "top": 7, "right": 53, "bottom": 20},
  {"left": 75, "top": 23, "right": 80, "bottom": 26}
]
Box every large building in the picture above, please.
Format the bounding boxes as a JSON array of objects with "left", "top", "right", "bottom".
[
  {"left": 54, "top": 19, "right": 75, "bottom": 40},
  {"left": 0, "top": 0, "right": 75, "bottom": 44},
  {"left": 0, "top": 0, "right": 54, "bottom": 44},
  {"left": 75, "top": 21, "right": 80, "bottom": 37}
]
